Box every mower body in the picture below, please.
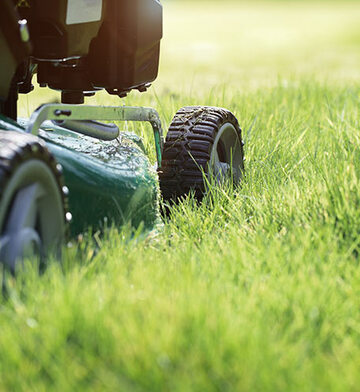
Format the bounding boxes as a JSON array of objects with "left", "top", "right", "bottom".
[
  {"left": 0, "top": 114, "right": 160, "bottom": 236},
  {"left": 0, "top": 0, "right": 163, "bottom": 241}
]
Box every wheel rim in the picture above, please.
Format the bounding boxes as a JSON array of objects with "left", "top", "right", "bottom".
[
  {"left": 210, "top": 122, "right": 243, "bottom": 183},
  {"left": 0, "top": 159, "right": 65, "bottom": 271}
]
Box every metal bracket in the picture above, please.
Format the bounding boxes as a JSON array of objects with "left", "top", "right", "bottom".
[{"left": 26, "top": 104, "right": 164, "bottom": 167}]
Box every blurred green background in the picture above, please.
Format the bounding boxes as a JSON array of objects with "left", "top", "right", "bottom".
[
  {"left": 18, "top": 1, "right": 360, "bottom": 115},
  {"left": 159, "top": 1, "right": 360, "bottom": 90}
]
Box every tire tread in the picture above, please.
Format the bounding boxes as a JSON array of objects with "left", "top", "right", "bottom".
[{"left": 159, "top": 106, "right": 244, "bottom": 201}]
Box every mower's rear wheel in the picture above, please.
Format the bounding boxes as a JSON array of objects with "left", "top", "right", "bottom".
[
  {"left": 0, "top": 131, "right": 67, "bottom": 273},
  {"left": 159, "top": 106, "right": 245, "bottom": 202}
]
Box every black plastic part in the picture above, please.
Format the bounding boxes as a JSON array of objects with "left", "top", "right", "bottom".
[
  {"left": 36, "top": 60, "right": 95, "bottom": 93},
  {"left": 61, "top": 90, "right": 85, "bottom": 105},
  {"left": 18, "top": 62, "right": 36, "bottom": 94},
  {"left": 0, "top": 0, "right": 31, "bottom": 64},
  {"left": 17, "top": 0, "right": 103, "bottom": 60},
  {"left": 159, "top": 106, "right": 245, "bottom": 202},
  {"left": 88, "top": 0, "right": 163, "bottom": 94},
  {"left": 0, "top": 0, "right": 31, "bottom": 118},
  {"left": 1, "top": 81, "right": 18, "bottom": 121}
]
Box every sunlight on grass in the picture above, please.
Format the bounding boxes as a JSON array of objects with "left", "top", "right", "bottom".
[{"left": 4, "top": 1, "right": 360, "bottom": 391}]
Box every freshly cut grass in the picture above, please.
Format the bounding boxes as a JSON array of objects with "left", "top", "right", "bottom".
[{"left": 2, "top": 1, "right": 360, "bottom": 391}]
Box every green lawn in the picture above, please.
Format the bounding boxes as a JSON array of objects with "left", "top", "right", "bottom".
[{"left": 3, "top": 1, "right": 360, "bottom": 390}]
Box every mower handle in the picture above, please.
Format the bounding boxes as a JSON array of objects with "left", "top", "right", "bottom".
[{"left": 26, "top": 104, "right": 164, "bottom": 167}]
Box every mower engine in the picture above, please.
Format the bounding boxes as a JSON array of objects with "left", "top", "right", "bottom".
[{"left": 1, "top": 0, "right": 162, "bottom": 116}]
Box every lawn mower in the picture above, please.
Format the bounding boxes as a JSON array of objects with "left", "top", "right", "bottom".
[{"left": 0, "top": 0, "right": 244, "bottom": 272}]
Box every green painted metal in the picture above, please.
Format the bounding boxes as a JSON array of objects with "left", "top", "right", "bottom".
[
  {"left": 0, "top": 114, "right": 24, "bottom": 132},
  {"left": 25, "top": 104, "right": 164, "bottom": 167},
  {"left": 1, "top": 114, "right": 160, "bottom": 236}
]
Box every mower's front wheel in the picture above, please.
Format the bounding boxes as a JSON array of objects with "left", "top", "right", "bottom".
[
  {"left": 159, "top": 106, "right": 245, "bottom": 202},
  {"left": 0, "top": 131, "right": 68, "bottom": 273}
]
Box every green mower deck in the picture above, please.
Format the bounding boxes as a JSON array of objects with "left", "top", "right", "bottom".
[{"left": 1, "top": 109, "right": 161, "bottom": 237}]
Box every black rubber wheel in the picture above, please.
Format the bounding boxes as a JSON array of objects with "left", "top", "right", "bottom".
[
  {"left": 0, "top": 130, "right": 68, "bottom": 273},
  {"left": 159, "top": 106, "right": 245, "bottom": 201}
]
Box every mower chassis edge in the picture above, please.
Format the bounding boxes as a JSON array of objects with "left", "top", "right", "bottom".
[{"left": 26, "top": 104, "right": 164, "bottom": 167}]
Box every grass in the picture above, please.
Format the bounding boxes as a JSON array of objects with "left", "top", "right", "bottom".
[{"left": 2, "top": 1, "right": 360, "bottom": 390}]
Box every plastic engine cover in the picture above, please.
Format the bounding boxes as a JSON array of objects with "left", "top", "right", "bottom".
[
  {"left": 88, "top": 0, "right": 163, "bottom": 93},
  {"left": 17, "top": 0, "right": 103, "bottom": 59}
]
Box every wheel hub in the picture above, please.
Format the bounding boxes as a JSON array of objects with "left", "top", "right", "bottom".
[
  {"left": 210, "top": 122, "right": 243, "bottom": 183},
  {"left": 0, "top": 183, "right": 43, "bottom": 270}
]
